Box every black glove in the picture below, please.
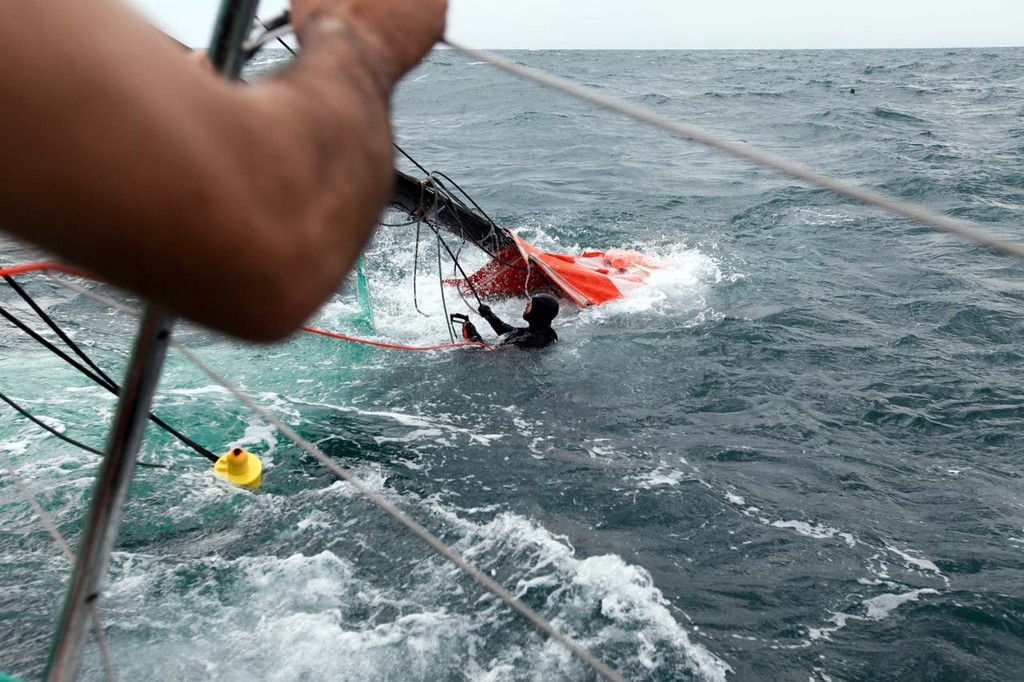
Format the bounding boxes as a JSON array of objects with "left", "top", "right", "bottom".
[
  {"left": 478, "top": 304, "right": 493, "bottom": 317},
  {"left": 449, "top": 313, "right": 469, "bottom": 324}
]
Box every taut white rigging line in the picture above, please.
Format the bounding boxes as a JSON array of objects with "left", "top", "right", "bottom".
[
  {"left": 443, "top": 40, "right": 1024, "bottom": 261},
  {"left": 45, "top": 276, "right": 625, "bottom": 682},
  {"left": 0, "top": 449, "right": 116, "bottom": 681}
]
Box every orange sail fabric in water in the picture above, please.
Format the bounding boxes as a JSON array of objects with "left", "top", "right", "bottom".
[{"left": 448, "top": 234, "right": 660, "bottom": 306}]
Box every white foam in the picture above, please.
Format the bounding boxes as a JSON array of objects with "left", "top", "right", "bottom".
[
  {"left": 35, "top": 415, "right": 67, "bottom": 433},
  {"left": 227, "top": 419, "right": 279, "bottom": 459},
  {"left": 728, "top": 495, "right": 861, "bottom": 550},
  {"left": 374, "top": 427, "right": 446, "bottom": 445},
  {"left": 104, "top": 548, "right": 489, "bottom": 680},
  {"left": 295, "top": 511, "right": 333, "bottom": 533},
  {"left": 631, "top": 467, "right": 686, "bottom": 489},
  {"left": 312, "top": 470, "right": 391, "bottom": 499},
  {"left": 0, "top": 437, "right": 32, "bottom": 457},
  {"left": 162, "top": 385, "right": 232, "bottom": 398},
  {"left": 432, "top": 510, "right": 733, "bottom": 681},
  {"left": 770, "top": 520, "right": 857, "bottom": 548},
  {"left": 884, "top": 545, "right": 942, "bottom": 576},
  {"left": 863, "top": 588, "right": 938, "bottom": 620},
  {"left": 582, "top": 243, "right": 725, "bottom": 322},
  {"left": 795, "top": 207, "right": 858, "bottom": 227},
  {"left": 807, "top": 611, "right": 853, "bottom": 642},
  {"left": 295, "top": 399, "right": 506, "bottom": 449},
  {"left": 573, "top": 554, "right": 732, "bottom": 680},
  {"left": 585, "top": 441, "right": 616, "bottom": 458},
  {"left": 805, "top": 587, "right": 938, "bottom": 644},
  {"left": 98, "top": 497, "right": 733, "bottom": 681}
]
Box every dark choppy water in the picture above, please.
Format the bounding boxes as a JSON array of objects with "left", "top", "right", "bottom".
[{"left": 3, "top": 48, "right": 1024, "bottom": 680}]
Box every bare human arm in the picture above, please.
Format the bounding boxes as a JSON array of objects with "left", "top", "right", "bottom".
[{"left": 0, "top": 0, "right": 446, "bottom": 341}]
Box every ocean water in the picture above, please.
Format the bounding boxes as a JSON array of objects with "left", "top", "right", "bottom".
[{"left": 2, "top": 47, "right": 1024, "bottom": 680}]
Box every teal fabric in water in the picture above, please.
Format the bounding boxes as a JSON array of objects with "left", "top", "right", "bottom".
[{"left": 355, "top": 256, "right": 375, "bottom": 332}]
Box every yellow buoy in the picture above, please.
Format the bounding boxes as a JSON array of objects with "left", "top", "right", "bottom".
[{"left": 214, "top": 447, "right": 262, "bottom": 489}]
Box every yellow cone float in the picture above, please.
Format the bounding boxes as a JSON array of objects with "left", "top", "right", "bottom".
[{"left": 214, "top": 447, "right": 262, "bottom": 489}]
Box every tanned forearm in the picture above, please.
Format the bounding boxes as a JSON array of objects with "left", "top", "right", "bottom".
[{"left": 0, "top": 0, "right": 445, "bottom": 341}]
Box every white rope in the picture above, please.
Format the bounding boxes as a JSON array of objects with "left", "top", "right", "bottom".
[
  {"left": 0, "top": 449, "right": 117, "bottom": 681},
  {"left": 0, "top": 450, "right": 74, "bottom": 562},
  {"left": 443, "top": 40, "right": 1024, "bottom": 261},
  {"left": 46, "top": 276, "right": 625, "bottom": 682}
]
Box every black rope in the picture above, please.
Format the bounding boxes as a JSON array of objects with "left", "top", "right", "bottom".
[
  {"left": 427, "top": 222, "right": 484, "bottom": 307},
  {"left": 378, "top": 217, "right": 422, "bottom": 228},
  {"left": 453, "top": 235, "right": 467, "bottom": 267},
  {"left": 5, "top": 276, "right": 117, "bottom": 387},
  {"left": 0, "top": 302, "right": 114, "bottom": 389},
  {"left": 395, "top": 143, "right": 432, "bottom": 177},
  {"left": 413, "top": 180, "right": 526, "bottom": 314},
  {"left": 427, "top": 174, "right": 472, "bottom": 213},
  {"left": 426, "top": 173, "right": 514, "bottom": 259},
  {"left": 0, "top": 300, "right": 219, "bottom": 463},
  {"left": 431, "top": 171, "right": 501, "bottom": 231},
  {"left": 411, "top": 221, "right": 429, "bottom": 317},
  {"left": 0, "top": 390, "right": 101, "bottom": 455},
  {"left": 423, "top": 176, "right": 528, "bottom": 272},
  {"left": 392, "top": 145, "right": 527, "bottom": 271},
  {"left": 437, "top": 235, "right": 455, "bottom": 343},
  {"left": 423, "top": 189, "right": 480, "bottom": 313},
  {"left": 256, "top": 14, "right": 299, "bottom": 57},
  {"left": 424, "top": 170, "right": 539, "bottom": 297},
  {"left": 0, "top": 390, "right": 165, "bottom": 469}
]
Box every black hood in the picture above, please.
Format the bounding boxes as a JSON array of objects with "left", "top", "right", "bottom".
[{"left": 523, "top": 294, "right": 559, "bottom": 330}]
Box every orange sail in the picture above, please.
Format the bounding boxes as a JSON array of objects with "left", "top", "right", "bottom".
[{"left": 448, "top": 233, "right": 661, "bottom": 307}]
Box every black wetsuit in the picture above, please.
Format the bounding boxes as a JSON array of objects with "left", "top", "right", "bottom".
[{"left": 462, "top": 295, "right": 559, "bottom": 349}]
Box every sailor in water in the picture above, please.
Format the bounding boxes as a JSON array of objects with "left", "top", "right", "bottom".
[{"left": 452, "top": 294, "right": 560, "bottom": 349}]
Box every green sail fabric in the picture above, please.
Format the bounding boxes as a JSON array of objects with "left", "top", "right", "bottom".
[{"left": 354, "top": 256, "right": 374, "bottom": 333}]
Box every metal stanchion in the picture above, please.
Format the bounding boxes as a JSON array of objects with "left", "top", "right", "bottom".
[{"left": 44, "top": 1, "right": 258, "bottom": 678}]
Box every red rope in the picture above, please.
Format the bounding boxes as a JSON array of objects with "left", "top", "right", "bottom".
[
  {"left": 301, "top": 325, "right": 492, "bottom": 351},
  {"left": 1, "top": 261, "right": 491, "bottom": 352},
  {"left": 0, "top": 262, "right": 89, "bottom": 278}
]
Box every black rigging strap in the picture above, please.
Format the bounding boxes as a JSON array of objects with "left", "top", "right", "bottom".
[
  {"left": 0, "top": 281, "right": 218, "bottom": 463},
  {"left": 0, "top": 390, "right": 165, "bottom": 469},
  {"left": 5, "top": 276, "right": 117, "bottom": 387}
]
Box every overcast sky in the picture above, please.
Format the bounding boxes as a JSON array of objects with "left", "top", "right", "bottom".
[{"left": 131, "top": 0, "right": 1023, "bottom": 50}]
